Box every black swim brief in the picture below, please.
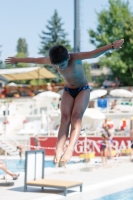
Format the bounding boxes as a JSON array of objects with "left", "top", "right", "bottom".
[
  {"left": 101, "top": 145, "right": 106, "bottom": 150},
  {"left": 64, "top": 85, "right": 90, "bottom": 99}
]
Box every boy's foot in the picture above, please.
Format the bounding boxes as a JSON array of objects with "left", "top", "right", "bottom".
[
  {"left": 54, "top": 149, "right": 64, "bottom": 164},
  {"left": 62, "top": 146, "right": 73, "bottom": 163}
]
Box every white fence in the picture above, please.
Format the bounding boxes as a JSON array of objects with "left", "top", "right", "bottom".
[
  {"left": 0, "top": 97, "right": 60, "bottom": 137},
  {"left": 0, "top": 97, "right": 132, "bottom": 137}
]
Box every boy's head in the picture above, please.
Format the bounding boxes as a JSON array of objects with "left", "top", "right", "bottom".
[
  {"left": 49, "top": 45, "right": 69, "bottom": 70},
  {"left": 102, "top": 134, "right": 106, "bottom": 139}
]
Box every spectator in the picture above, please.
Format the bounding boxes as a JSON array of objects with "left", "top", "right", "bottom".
[
  {"left": 18, "top": 87, "right": 28, "bottom": 97},
  {"left": 129, "top": 100, "right": 132, "bottom": 106},
  {"left": 51, "top": 98, "right": 57, "bottom": 109},
  {"left": 30, "top": 86, "right": 38, "bottom": 95},
  {"left": 106, "top": 118, "right": 114, "bottom": 130},
  {"left": 1, "top": 86, "right": 7, "bottom": 96},
  {"left": 120, "top": 118, "right": 127, "bottom": 131},
  {"left": 104, "top": 125, "right": 114, "bottom": 159},
  {"left": 30, "top": 85, "right": 35, "bottom": 93},
  {"left": 100, "top": 134, "right": 108, "bottom": 166},
  {"left": 111, "top": 99, "right": 117, "bottom": 110},
  {"left": 102, "top": 119, "right": 108, "bottom": 129},
  {"left": 58, "top": 98, "right": 61, "bottom": 109},
  {"left": 13, "top": 92, "right": 20, "bottom": 98},
  {"left": 114, "top": 77, "right": 120, "bottom": 88},
  {"left": 97, "top": 96, "right": 107, "bottom": 109},
  {"left": 34, "top": 135, "right": 48, "bottom": 150},
  {"left": 46, "top": 83, "right": 52, "bottom": 91},
  {"left": 128, "top": 86, "right": 132, "bottom": 92},
  {"left": 17, "top": 145, "right": 24, "bottom": 159},
  {"left": 102, "top": 78, "right": 111, "bottom": 89},
  {"left": 130, "top": 116, "right": 133, "bottom": 130},
  {"left": 102, "top": 118, "right": 114, "bottom": 131},
  {"left": 0, "top": 94, "right": 5, "bottom": 99},
  {"left": 27, "top": 89, "right": 35, "bottom": 97},
  {"left": 0, "top": 86, "right": 3, "bottom": 94},
  {"left": 115, "top": 118, "right": 128, "bottom": 132}
]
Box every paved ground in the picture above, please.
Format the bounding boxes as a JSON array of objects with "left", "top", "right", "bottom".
[{"left": 0, "top": 156, "right": 133, "bottom": 200}]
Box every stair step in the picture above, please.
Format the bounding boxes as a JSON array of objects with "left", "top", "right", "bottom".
[{"left": 0, "top": 138, "right": 21, "bottom": 156}]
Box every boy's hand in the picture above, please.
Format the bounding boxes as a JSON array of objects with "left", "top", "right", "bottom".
[
  {"left": 112, "top": 39, "right": 124, "bottom": 49},
  {"left": 5, "top": 57, "right": 18, "bottom": 64}
]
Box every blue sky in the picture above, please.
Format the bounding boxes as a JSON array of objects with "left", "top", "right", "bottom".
[{"left": 0, "top": 0, "right": 132, "bottom": 63}]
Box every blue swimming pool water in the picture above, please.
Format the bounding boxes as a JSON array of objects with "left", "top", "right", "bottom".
[
  {"left": 96, "top": 188, "right": 133, "bottom": 200},
  {"left": 0, "top": 159, "right": 74, "bottom": 174}
]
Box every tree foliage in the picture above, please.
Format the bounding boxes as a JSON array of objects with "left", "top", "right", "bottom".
[
  {"left": 16, "top": 38, "right": 28, "bottom": 56},
  {"left": 5, "top": 38, "right": 30, "bottom": 84},
  {"left": 88, "top": 0, "right": 133, "bottom": 85},
  {"left": 5, "top": 38, "right": 29, "bottom": 69},
  {"left": 14, "top": 38, "right": 29, "bottom": 68},
  {"left": 15, "top": 52, "right": 29, "bottom": 68},
  {"left": 83, "top": 62, "right": 91, "bottom": 82},
  {"left": 39, "top": 10, "right": 72, "bottom": 82}
]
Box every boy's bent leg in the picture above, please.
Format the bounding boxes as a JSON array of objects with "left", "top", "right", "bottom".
[
  {"left": 54, "top": 90, "right": 74, "bottom": 163},
  {"left": 62, "top": 89, "right": 90, "bottom": 162},
  {"left": 130, "top": 149, "right": 133, "bottom": 161}
]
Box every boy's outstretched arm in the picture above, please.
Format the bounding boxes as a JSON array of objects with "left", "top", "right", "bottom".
[
  {"left": 74, "top": 39, "right": 124, "bottom": 60},
  {"left": 5, "top": 56, "right": 51, "bottom": 65}
]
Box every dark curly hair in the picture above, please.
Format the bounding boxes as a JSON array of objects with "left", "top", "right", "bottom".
[
  {"left": 49, "top": 45, "right": 68, "bottom": 64},
  {"left": 102, "top": 134, "right": 107, "bottom": 139}
]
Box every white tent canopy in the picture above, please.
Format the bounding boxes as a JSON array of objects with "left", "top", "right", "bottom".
[
  {"left": 7, "top": 82, "right": 17, "bottom": 86},
  {"left": 110, "top": 89, "right": 133, "bottom": 98},
  {"left": 0, "top": 67, "right": 56, "bottom": 80},
  {"left": 33, "top": 91, "right": 61, "bottom": 99},
  {"left": 90, "top": 89, "right": 107, "bottom": 100},
  {"left": 84, "top": 108, "right": 105, "bottom": 120},
  {"left": 82, "top": 108, "right": 105, "bottom": 131}
]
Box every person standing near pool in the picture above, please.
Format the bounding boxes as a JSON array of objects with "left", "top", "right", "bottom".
[
  {"left": 34, "top": 134, "right": 48, "bottom": 150},
  {"left": 103, "top": 124, "right": 114, "bottom": 159},
  {"left": 100, "top": 134, "right": 108, "bottom": 166},
  {"left": 0, "top": 158, "right": 19, "bottom": 180},
  {"left": 17, "top": 145, "right": 24, "bottom": 159}
]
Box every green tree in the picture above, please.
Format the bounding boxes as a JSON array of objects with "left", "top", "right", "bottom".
[
  {"left": 16, "top": 38, "right": 28, "bottom": 56},
  {"left": 5, "top": 38, "right": 29, "bottom": 69},
  {"left": 5, "top": 38, "right": 30, "bottom": 84},
  {"left": 83, "top": 62, "right": 91, "bottom": 82},
  {"left": 39, "top": 10, "right": 72, "bottom": 82},
  {"left": 14, "top": 38, "right": 30, "bottom": 84},
  {"left": 88, "top": 0, "right": 133, "bottom": 85},
  {"left": 15, "top": 38, "right": 29, "bottom": 68}
]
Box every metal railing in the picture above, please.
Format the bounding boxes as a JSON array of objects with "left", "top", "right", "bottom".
[{"left": 0, "top": 136, "right": 19, "bottom": 156}]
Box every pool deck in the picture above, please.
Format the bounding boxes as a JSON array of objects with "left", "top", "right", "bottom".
[{"left": 0, "top": 156, "right": 133, "bottom": 200}]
